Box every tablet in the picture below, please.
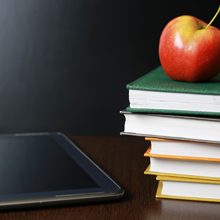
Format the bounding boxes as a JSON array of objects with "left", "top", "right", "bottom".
[{"left": 0, "top": 132, "right": 124, "bottom": 210}]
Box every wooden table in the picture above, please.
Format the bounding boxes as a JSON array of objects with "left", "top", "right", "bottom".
[{"left": 0, "top": 135, "right": 220, "bottom": 220}]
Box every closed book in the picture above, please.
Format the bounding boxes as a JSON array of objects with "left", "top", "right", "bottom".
[
  {"left": 127, "top": 66, "right": 220, "bottom": 116},
  {"left": 145, "top": 138, "right": 220, "bottom": 162},
  {"left": 144, "top": 155, "right": 220, "bottom": 180},
  {"left": 156, "top": 176, "right": 220, "bottom": 203},
  {"left": 121, "top": 111, "right": 220, "bottom": 143}
]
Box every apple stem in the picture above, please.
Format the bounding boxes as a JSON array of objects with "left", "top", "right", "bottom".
[{"left": 206, "top": 5, "right": 220, "bottom": 29}]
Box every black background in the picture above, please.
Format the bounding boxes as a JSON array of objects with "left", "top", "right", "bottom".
[{"left": 0, "top": 0, "right": 218, "bottom": 134}]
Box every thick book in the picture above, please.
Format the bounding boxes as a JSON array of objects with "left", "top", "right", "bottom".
[
  {"left": 156, "top": 176, "right": 220, "bottom": 203},
  {"left": 121, "top": 111, "right": 220, "bottom": 143},
  {"left": 127, "top": 66, "right": 220, "bottom": 116},
  {"left": 145, "top": 138, "right": 220, "bottom": 162}
]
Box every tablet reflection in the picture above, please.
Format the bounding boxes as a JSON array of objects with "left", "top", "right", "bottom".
[{"left": 159, "top": 199, "right": 220, "bottom": 219}]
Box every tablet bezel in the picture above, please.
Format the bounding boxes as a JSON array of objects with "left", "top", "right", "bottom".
[{"left": 0, "top": 133, "right": 124, "bottom": 209}]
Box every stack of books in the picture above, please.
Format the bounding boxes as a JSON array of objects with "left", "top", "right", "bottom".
[{"left": 121, "top": 66, "right": 220, "bottom": 202}]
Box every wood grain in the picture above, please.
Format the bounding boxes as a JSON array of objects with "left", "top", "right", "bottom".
[{"left": 0, "top": 135, "right": 219, "bottom": 220}]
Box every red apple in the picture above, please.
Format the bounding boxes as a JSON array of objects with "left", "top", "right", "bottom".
[{"left": 159, "top": 13, "right": 220, "bottom": 82}]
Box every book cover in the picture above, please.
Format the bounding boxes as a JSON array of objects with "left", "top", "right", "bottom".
[
  {"left": 156, "top": 175, "right": 220, "bottom": 184},
  {"left": 127, "top": 66, "right": 220, "bottom": 95}
]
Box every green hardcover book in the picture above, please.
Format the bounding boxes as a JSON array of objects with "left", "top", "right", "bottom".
[{"left": 127, "top": 66, "right": 220, "bottom": 116}]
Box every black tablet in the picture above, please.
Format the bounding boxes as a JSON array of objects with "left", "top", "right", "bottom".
[{"left": 0, "top": 132, "right": 124, "bottom": 210}]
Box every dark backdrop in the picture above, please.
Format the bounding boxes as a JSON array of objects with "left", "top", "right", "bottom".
[{"left": 0, "top": 0, "right": 218, "bottom": 134}]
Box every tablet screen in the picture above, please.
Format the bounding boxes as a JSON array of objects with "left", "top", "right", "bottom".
[
  {"left": 0, "top": 133, "right": 124, "bottom": 208},
  {"left": 0, "top": 135, "right": 97, "bottom": 195}
]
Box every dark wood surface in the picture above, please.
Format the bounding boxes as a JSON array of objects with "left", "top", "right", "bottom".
[{"left": 0, "top": 135, "right": 220, "bottom": 219}]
